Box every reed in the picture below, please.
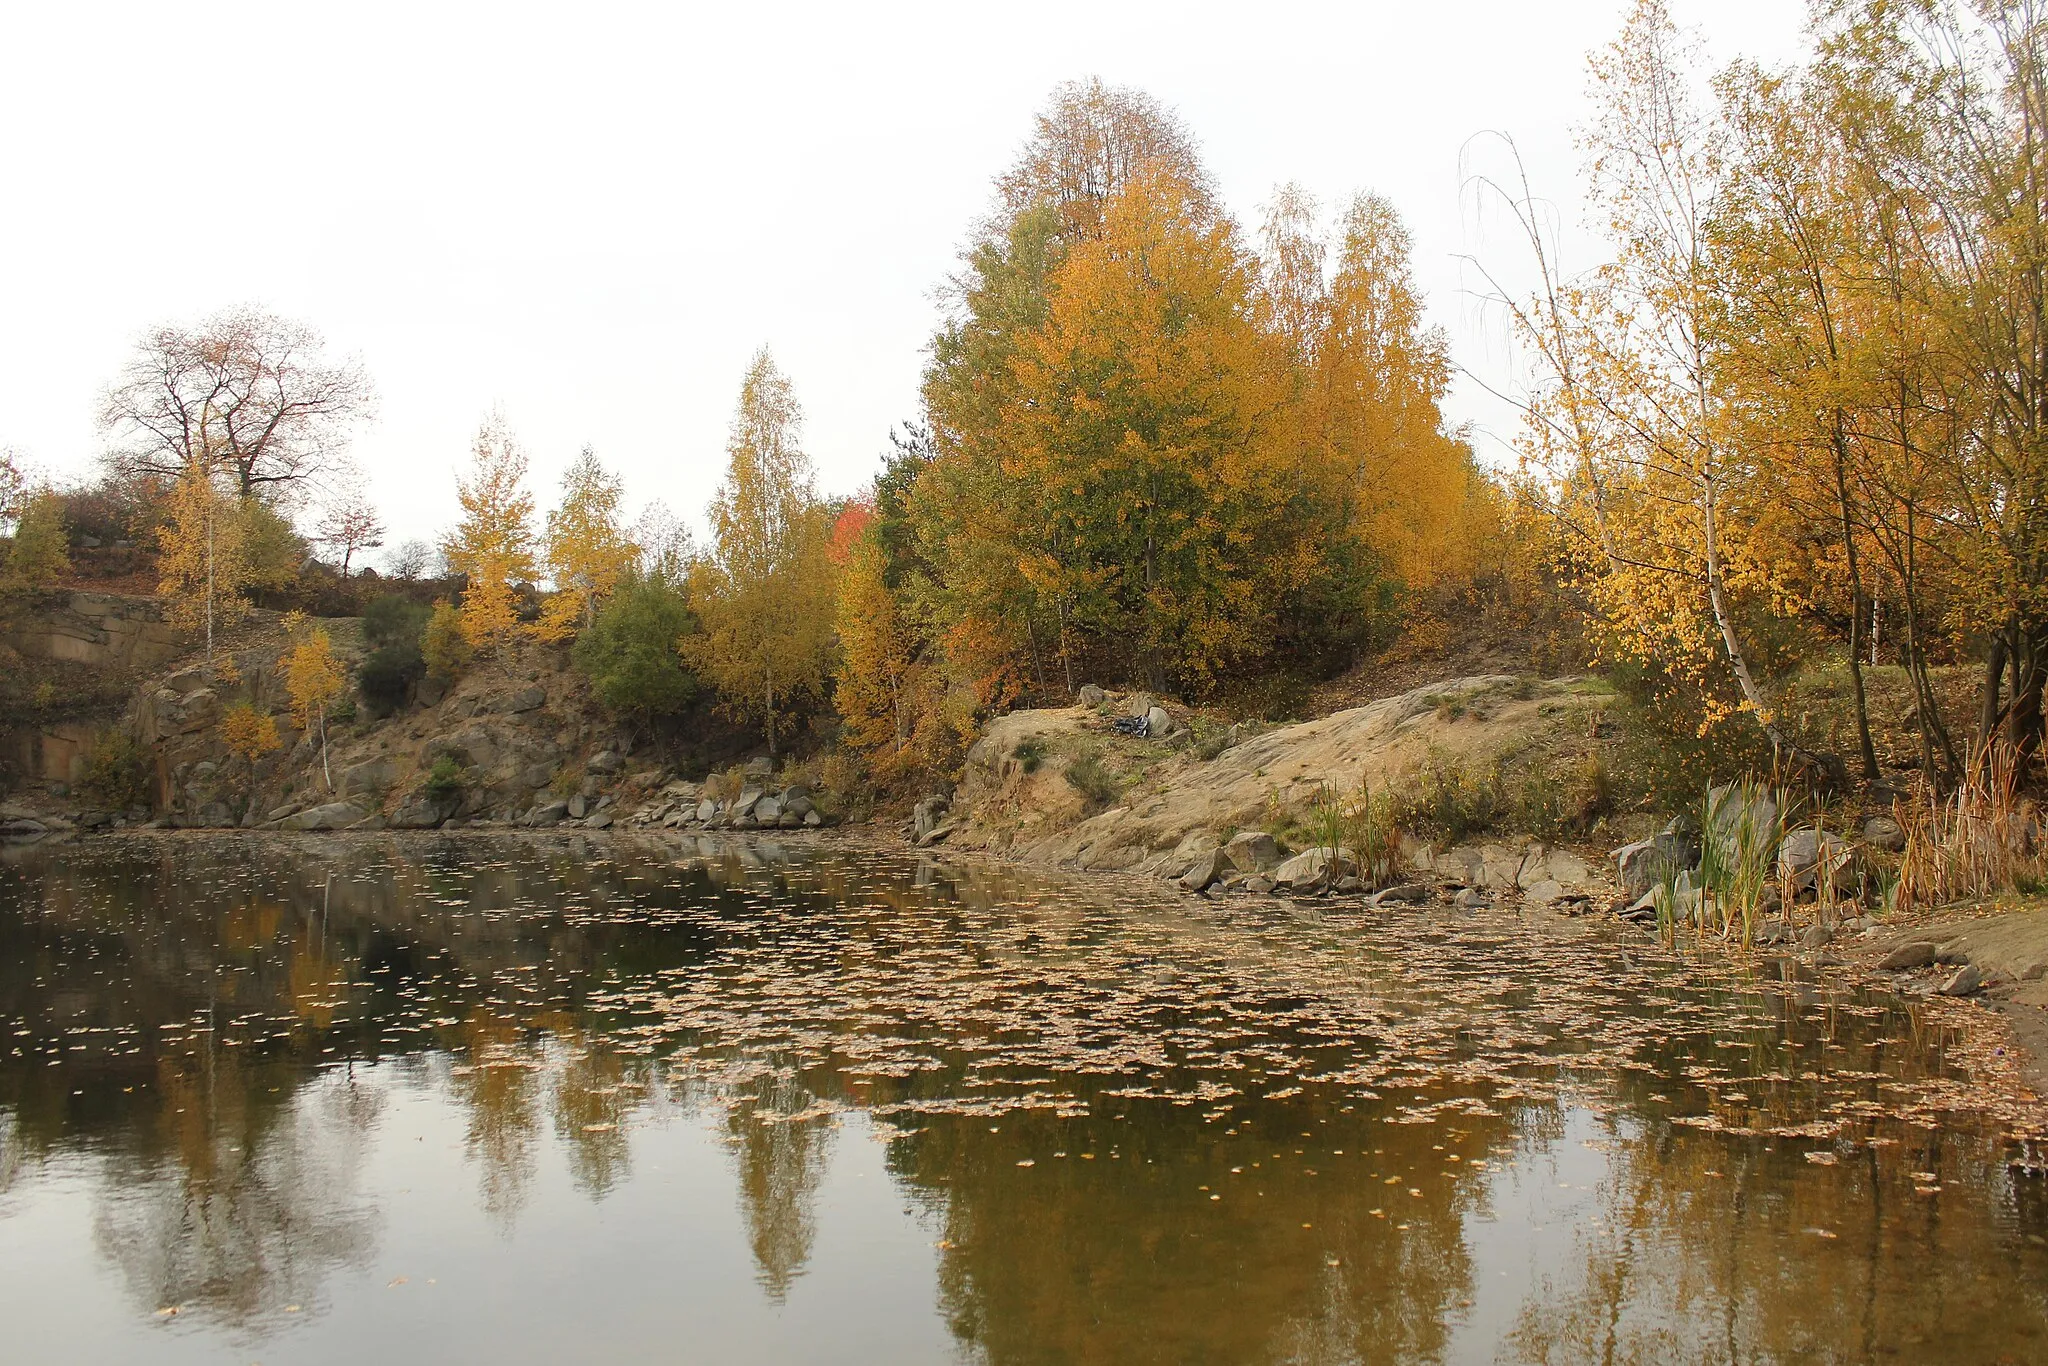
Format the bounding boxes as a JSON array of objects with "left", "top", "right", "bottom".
[{"left": 1896, "top": 742, "right": 2045, "bottom": 910}]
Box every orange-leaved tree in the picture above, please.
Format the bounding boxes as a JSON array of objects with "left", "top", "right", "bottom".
[{"left": 536, "top": 445, "right": 636, "bottom": 642}]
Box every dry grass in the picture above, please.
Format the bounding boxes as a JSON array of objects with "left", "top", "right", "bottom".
[{"left": 1896, "top": 744, "right": 2047, "bottom": 911}]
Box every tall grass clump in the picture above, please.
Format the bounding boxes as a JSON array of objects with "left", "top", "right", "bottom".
[
  {"left": 1694, "top": 778, "right": 1791, "bottom": 944},
  {"left": 1309, "top": 779, "right": 1403, "bottom": 888},
  {"left": 1896, "top": 743, "right": 2045, "bottom": 910}
]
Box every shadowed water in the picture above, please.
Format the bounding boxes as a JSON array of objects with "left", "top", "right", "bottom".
[{"left": 0, "top": 833, "right": 2044, "bottom": 1364}]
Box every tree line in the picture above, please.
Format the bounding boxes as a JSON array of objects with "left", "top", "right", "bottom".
[{"left": 5, "top": 0, "right": 2045, "bottom": 801}]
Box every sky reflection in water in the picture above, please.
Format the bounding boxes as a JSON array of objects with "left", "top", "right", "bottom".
[{"left": 0, "top": 833, "right": 2045, "bottom": 1365}]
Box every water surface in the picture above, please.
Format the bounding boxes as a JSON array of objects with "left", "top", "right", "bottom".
[{"left": 1, "top": 833, "right": 2044, "bottom": 1364}]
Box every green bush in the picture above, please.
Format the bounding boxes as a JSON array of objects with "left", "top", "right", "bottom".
[
  {"left": 1012, "top": 736, "right": 1047, "bottom": 773},
  {"left": 79, "top": 730, "right": 151, "bottom": 810},
  {"left": 424, "top": 755, "right": 464, "bottom": 797},
  {"left": 358, "top": 642, "right": 424, "bottom": 717},
  {"left": 363, "top": 594, "right": 432, "bottom": 650},
  {"left": 572, "top": 577, "right": 700, "bottom": 731}
]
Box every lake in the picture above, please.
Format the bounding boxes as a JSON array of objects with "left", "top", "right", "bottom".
[{"left": 1, "top": 833, "right": 2044, "bottom": 1364}]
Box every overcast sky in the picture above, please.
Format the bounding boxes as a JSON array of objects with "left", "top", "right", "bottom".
[{"left": 0, "top": 0, "right": 1807, "bottom": 564}]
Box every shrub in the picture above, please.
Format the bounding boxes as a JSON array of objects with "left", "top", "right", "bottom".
[
  {"left": 1064, "top": 751, "right": 1121, "bottom": 808},
  {"left": 358, "top": 642, "right": 425, "bottom": 718},
  {"left": 363, "top": 593, "right": 432, "bottom": 650},
  {"left": 1012, "top": 736, "right": 1047, "bottom": 773},
  {"left": 571, "top": 576, "right": 699, "bottom": 732},
  {"left": 424, "top": 755, "right": 464, "bottom": 797},
  {"left": 78, "top": 730, "right": 151, "bottom": 809},
  {"left": 421, "top": 600, "right": 471, "bottom": 682}
]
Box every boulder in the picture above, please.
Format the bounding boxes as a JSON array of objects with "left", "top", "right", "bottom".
[
  {"left": 1126, "top": 693, "right": 1155, "bottom": 719},
  {"left": 501, "top": 684, "right": 546, "bottom": 714},
  {"left": 696, "top": 799, "right": 719, "bottom": 823},
  {"left": 1224, "top": 830, "right": 1280, "bottom": 873},
  {"left": 1938, "top": 963, "right": 1984, "bottom": 996},
  {"left": 782, "top": 793, "right": 815, "bottom": 820},
  {"left": 1706, "top": 784, "right": 1780, "bottom": 850},
  {"left": 587, "top": 750, "right": 623, "bottom": 775},
  {"left": 390, "top": 791, "right": 459, "bottom": 829},
  {"left": 1372, "top": 883, "right": 1433, "bottom": 906},
  {"left": 530, "top": 800, "right": 569, "bottom": 826},
  {"left": 266, "top": 802, "right": 304, "bottom": 823},
  {"left": 913, "top": 795, "right": 951, "bottom": 840},
  {"left": 340, "top": 759, "right": 397, "bottom": 798},
  {"left": 1862, "top": 814, "right": 1906, "bottom": 853},
  {"left": 731, "top": 789, "right": 763, "bottom": 819},
  {"left": 1800, "top": 924, "right": 1835, "bottom": 949},
  {"left": 1273, "top": 846, "right": 1356, "bottom": 892},
  {"left": 417, "top": 675, "right": 449, "bottom": 707},
  {"left": 1779, "top": 827, "right": 1851, "bottom": 893},
  {"left": 1878, "top": 941, "right": 1939, "bottom": 971},
  {"left": 1521, "top": 879, "right": 1567, "bottom": 908},
  {"left": 585, "top": 811, "right": 614, "bottom": 830},
  {"left": 567, "top": 794, "right": 588, "bottom": 820},
  {"left": 1453, "top": 887, "right": 1488, "bottom": 909},
  {"left": 282, "top": 802, "right": 366, "bottom": 831},
  {"left": 745, "top": 756, "right": 775, "bottom": 778},
  {"left": 755, "top": 796, "right": 783, "bottom": 824},
  {"left": 803, "top": 810, "right": 823, "bottom": 828},
  {"left": 1076, "top": 684, "right": 1106, "bottom": 707},
  {"left": 916, "top": 822, "right": 957, "bottom": 848},
  {"left": 1178, "top": 847, "right": 1231, "bottom": 893},
  {"left": 1615, "top": 832, "right": 1700, "bottom": 901},
  {"left": 1145, "top": 706, "right": 1172, "bottom": 738}
]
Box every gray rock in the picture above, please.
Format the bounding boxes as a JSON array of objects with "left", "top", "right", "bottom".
[
  {"left": 1707, "top": 784, "right": 1781, "bottom": 851},
  {"left": 1521, "top": 879, "right": 1567, "bottom": 908},
  {"left": 1615, "top": 832, "right": 1699, "bottom": 901},
  {"left": 501, "top": 684, "right": 546, "bottom": 713},
  {"left": 585, "top": 811, "right": 614, "bottom": 830},
  {"left": 282, "top": 801, "right": 366, "bottom": 831},
  {"left": 916, "top": 822, "right": 957, "bottom": 848},
  {"left": 1244, "top": 875, "right": 1276, "bottom": 894},
  {"left": 340, "top": 759, "right": 397, "bottom": 798},
  {"left": 782, "top": 793, "right": 815, "bottom": 820},
  {"left": 1224, "top": 830, "right": 1280, "bottom": 873},
  {"left": 1126, "top": 693, "right": 1155, "bottom": 719},
  {"left": 1779, "top": 827, "right": 1851, "bottom": 893},
  {"left": 1938, "top": 963, "right": 1984, "bottom": 996},
  {"left": 913, "top": 795, "right": 951, "bottom": 840},
  {"left": 390, "top": 791, "right": 459, "bottom": 829},
  {"left": 1373, "top": 882, "right": 1433, "bottom": 906},
  {"left": 745, "top": 756, "right": 775, "bottom": 778},
  {"left": 1862, "top": 814, "right": 1906, "bottom": 853},
  {"left": 803, "top": 810, "right": 823, "bottom": 827},
  {"left": 1752, "top": 918, "right": 1796, "bottom": 946},
  {"left": 1274, "top": 846, "right": 1356, "bottom": 892},
  {"left": 417, "top": 675, "right": 449, "bottom": 707},
  {"left": 696, "top": 799, "right": 719, "bottom": 822},
  {"left": 567, "top": 794, "right": 588, "bottom": 819},
  {"left": 587, "top": 750, "right": 623, "bottom": 775},
  {"left": 1178, "top": 848, "right": 1231, "bottom": 893},
  {"left": 266, "top": 802, "right": 304, "bottom": 822},
  {"left": 1453, "top": 887, "right": 1488, "bottom": 909},
  {"left": 1146, "top": 706, "right": 1172, "bottom": 738},
  {"left": 530, "top": 800, "right": 569, "bottom": 826},
  {"left": 755, "top": 796, "right": 783, "bottom": 824},
  {"left": 1878, "top": 941, "right": 1939, "bottom": 971},
  {"left": 1076, "top": 684, "right": 1106, "bottom": 707},
  {"left": 732, "top": 789, "right": 763, "bottom": 818},
  {"left": 1799, "top": 924, "right": 1835, "bottom": 949}
]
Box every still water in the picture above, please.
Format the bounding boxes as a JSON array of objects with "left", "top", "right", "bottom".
[{"left": 0, "top": 833, "right": 2044, "bottom": 1364}]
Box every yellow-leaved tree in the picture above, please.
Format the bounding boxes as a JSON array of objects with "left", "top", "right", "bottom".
[
  {"left": 443, "top": 414, "right": 538, "bottom": 654},
  {"left": 4, "top": 488, "right": 71, "bottom": 592},
  {"left": 688, "top": 349, "right": 836, "bottom": 756},
  {"left": 218, "top": 702, "right": 282, "bottom": 804},
  {"left": 280, "top": 622, "right": 346, "bottom": 792},
  {"left": 536, "top": 445, "right": 637, "bottom": 641}
]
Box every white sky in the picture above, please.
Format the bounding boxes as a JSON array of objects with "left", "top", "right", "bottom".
[{"left": 0, "top": 1, "right": 1807, "bottom": 564}]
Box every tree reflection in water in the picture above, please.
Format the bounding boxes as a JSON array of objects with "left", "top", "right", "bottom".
[{"left": 0, "top": 833, "right": 2044, "bottom": 1363}]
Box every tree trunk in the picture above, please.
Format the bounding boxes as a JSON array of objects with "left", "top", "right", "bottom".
[{"left": 1831, "top": 419, "right": 1880, "bottom": 783}]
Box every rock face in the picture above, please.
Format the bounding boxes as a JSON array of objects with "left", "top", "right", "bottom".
[
  {"left": 340, "top": 759, "right": 397, "bottom": 798},
  {"left": 282, "top": 802, "right": 365, "bottom": 831},
  {"left": 1, "top": 591, "right": 186, "bottom": 672},
  {"left": 913, "top": 795, "right": 951, "bottom": 841}
]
